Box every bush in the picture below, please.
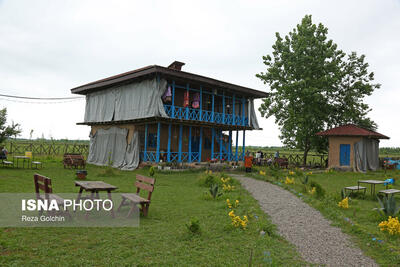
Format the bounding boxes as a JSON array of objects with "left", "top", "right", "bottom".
[
  {"left": 186, "top": 217, "right": 201, "bottom": 234},
  {"left": 310, "top": 181, "right": 325, "bottom": 199},
  {"left": 198, "top": 174, "right": 219, "bottom": 187},
  {"left": 149, "top": 166, "right": 155, "bottom": 177}
]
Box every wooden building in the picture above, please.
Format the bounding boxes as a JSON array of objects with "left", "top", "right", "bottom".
[
  {"left": 316, "top": 124, "right": 389, "bottom": 171},
  {"left": 71, "top": 61, "right": 267, "bottom": 169}
]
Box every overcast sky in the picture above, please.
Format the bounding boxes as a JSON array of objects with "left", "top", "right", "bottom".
[{"left": 0, "top": 0, "right": 399, "bottom": 147}]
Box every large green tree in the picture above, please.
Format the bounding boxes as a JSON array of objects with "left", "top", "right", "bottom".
[
  {"left": 0, "top": 107, "right": 21, "bottom": 144},
  {"left": 256, "top": 15, "right": 380, "bottom": 165}
]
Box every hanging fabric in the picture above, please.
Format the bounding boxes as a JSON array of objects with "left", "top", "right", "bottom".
[
  {"left": 183, "top": 91, "right": 189, "bottom": 107},
  {"left": 162, "top": 85, "right": 172, "bottom": 103},
  {"left": 192, "top": 92, "right": 200, "bottom": 108}
]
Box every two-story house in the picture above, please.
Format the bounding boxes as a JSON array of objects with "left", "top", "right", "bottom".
[{"left": 71, "top": 61, "right": 267, "bottom": 170}]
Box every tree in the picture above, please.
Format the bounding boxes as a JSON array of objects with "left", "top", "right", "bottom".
[
  {"left": 0, "top": 107, "right": 21, "bottom": 144},
  {"left": 256, "top": 15, "right": 380, "bottom": 165}
]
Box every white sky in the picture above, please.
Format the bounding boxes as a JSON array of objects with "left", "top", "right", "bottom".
[{"left": 0, "top": 0, "right": 399, "bottom": 147}]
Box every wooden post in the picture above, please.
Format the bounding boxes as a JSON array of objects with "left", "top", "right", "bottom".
[
  {"left": 228, "top": 130, "right": 232, "bottom": 161},
  {"left": 188, "top": 126, "right": 192, "bottom": 162},
  {"left": 211, "top": 128, "right": 215, "bottom": 160},
  {"left": 199, "top": 86, "right": 203, "bottom": 121},
  {"left": 167, "top": 124, "right": 171, "bottom": 162},
  {"left": 219, "top": 129, "right": 223, "bottom": 160},
  {"left": 242, "top": 130, "right": 246, "bottom": 160},
  {"left": 242, "top": 97, "right": 245, "bottom": 126},
  {"left": 144, "top": 123, "right": 148, "bottom": 161},
  {"left": 156, "top": 122, "right": 161, "bottom": 162},
  {"left": 198, "top": 127, "right": 203, "bottom": 163},
  {"left": 222, "top": 92, "right": 225, "bottom": 124},
  {"left": 232, "top": 94, "right": 236, "bottom": 125},
  {"left": 235, "top": 130, "right": 239, "bottom": 161},
  {"left": 186, "top": 83, "right": 189, "bottom": 120},
  {"left": 178, "top": 125, "right": 183, "bottom": 162},
  {"left": 171, "top": 80, "right": 175, "bottom": 118}
]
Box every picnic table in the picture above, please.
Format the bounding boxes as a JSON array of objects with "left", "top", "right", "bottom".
[
  {"left": 358, "top": 180, "right": 387, "bottom": 196},
  {"left": 378, "top": 189, "right": 400, "bottom": 197},
  {"left": 75, "top": 181, "right": 118, "bottom": 217},
  {"left": 13, "top": 155, "right": 31, "bottom": 168}
]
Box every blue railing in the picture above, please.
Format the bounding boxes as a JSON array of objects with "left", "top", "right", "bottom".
[
  {"left": 164, "top": 104, "right": 249, "bottom": 126},
  {"left": 142, "top": 151, "right": 201, "bottom": 163}
]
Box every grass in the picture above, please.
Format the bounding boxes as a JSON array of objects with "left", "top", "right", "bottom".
[
  {"left": 249, "top": 166, "right": 400, "bottom": 266},
  {"left": 0, "top": 158, "right": 307, "bottom": 266}
]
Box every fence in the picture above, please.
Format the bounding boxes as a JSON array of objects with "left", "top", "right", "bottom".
[
  {"left": 4, "top": 142, "right": 89, "bottom": 156},
  {"left": 258, "top": 153, "right": 328, "bottom": 167}
]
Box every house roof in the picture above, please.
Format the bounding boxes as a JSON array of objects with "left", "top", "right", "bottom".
[
  {"left": 316, "top": 124, "right": 389, "bottom": 139},
  {"left": 70, "top": 64, "right": 268, "bottom": 98}
]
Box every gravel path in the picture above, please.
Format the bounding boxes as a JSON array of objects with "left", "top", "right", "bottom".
[{"left": 231, "top": 174, "right": 378, "bottom": 267}]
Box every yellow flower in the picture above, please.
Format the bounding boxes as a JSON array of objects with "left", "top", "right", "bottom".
[
  {"left": 285, "top": 177, "right": 294, "bottom": 184},
  {"left": 309, "top": 187, "right": 316, "bottom": 195},
  {"left": 338, "top": 197, "right": 349, "bottom": 209}
]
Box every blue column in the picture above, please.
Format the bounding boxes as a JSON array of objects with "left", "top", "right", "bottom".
[
  {"left": 156, "top": 123, "right": 161, "bottom": 162},
  {"left": 222, "top": 92, "right": 225, "bottom": 124},
  {"left": 186, "top": 83, "right": 189, "bottom": 120},
  {"left": 171, "top": 80, "right": 176, "bottom": 118},
  {"left": 167, "top": 124, "right": 171, "bottom": 162},
  {"left": 211, "top": 128, "right": 215, "bottom": 160},
  {"left": 144, "top": 123, "right": 148, "bottom": 161},
  {"left": 228, "top": 130, "right": 232, "bottom": 161},
  {"left": 188, "top": 126, "right": 192, "bottom": 162},
  {"left": 232, "top": 94, "right": 236, "bottom": 125},
  {"left": 242, "top": 130, "right": 246, "bottom": 160},
  {"left": 199, "top": 86, "right": 203, "bottom": 121},
  {"left": 219, "top": 130, "right": 223, "bottom": 160},
  {"left": 178, "top": 125, "right": 183, "bottom": 162},
  {"left": 198, "top": 127, "right": 203, "bottom": 163},
  {"left": 242, "top": 97, "right": 245, "bottom": 126},
  {"left": 235, "top": 130, "right": 239, "bottom": 161},
  {"left": 211, "top": 93, "right": 215, "bottom": 122}
]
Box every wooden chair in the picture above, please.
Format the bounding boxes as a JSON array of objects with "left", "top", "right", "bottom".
[
  {"left": 33, "top": 174, "right": 70, "bottom": 217},
  {"left": 26, "top": 151, "right": 43, "bottom": 169},
  {"left": 63, "top": 154, "right": 86, "bottom": 169},
  {"left": 117, "top": 174, "right": 155, "bottom": 217}
]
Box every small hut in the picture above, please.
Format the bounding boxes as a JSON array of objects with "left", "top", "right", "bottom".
[{"left": 316, "top": 124, "right": 389, "bottom": 172}]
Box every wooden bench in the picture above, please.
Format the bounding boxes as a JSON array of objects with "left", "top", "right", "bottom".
[
  {"left": 117, "top": 174, "right": 155, "bottom": 217},
  {"left": 33, "top": 174, "right": 70, "bottom": 218},
  {"left": 63, "top": 154, "right": 86, "bottom": 169},
  {"left": 2, "top": 160, "right": 13, "bottom": 167},
  {"left": 274, "top": 157, "right": 289, "bottom": 168},
  {"left": 344, "top": 186, "right": 367, "bottom": 196}
]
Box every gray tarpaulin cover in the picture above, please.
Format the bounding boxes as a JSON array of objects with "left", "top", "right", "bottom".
[
  {"left": 249, "top": 99, "right": 260, "bottom": 129},
  {"left": 354, "top": 138, "right": 379, "bottom": 172},
  {"left": 84, "top": 78, "right": 168, "bottom": 123},
  {"left": 88, "top": 127, "right": 139, "bottom": 170}
]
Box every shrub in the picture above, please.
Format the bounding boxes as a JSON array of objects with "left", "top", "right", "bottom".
[
  {"left": 209, "top": 184, "right": 223, "bottom": 199},
  {"left": 186, "top": 217, "right": 201, "bottom": 234},
  {"left": 375, "top": 194, "right": 400, "bottom": 217},
  {"left": 149, "top": 166, "right": 155, "bottom": 177},
  {"left": 198, "top": 174, "right": 219, "bottom": 187},
  {"left": 310, "top": 181, "right": 325, "bottom": 199},
  {"left": 379, "top": 216, "right": 400, "bottom": 235}
]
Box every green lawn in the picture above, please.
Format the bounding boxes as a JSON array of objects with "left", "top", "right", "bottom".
[
  {"left": 0, "top": 158, "right": 307, "bottom": 266},
  {"left": 250, "top": 166, "right": 400, "bottom": 266}
]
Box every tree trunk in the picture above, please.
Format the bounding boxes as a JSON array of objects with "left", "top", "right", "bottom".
[{"left": 303, "top": 148, "right": 310, "bottom": 166}]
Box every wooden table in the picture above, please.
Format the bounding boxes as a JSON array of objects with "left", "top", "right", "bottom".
[
  {"left": 75, "top": 181, "right": 118, "bottom": 217},
  {"left": 13, "top": 156, "right": 31, "bottom": 168},
  {"left": 378, "top": 189, "right": 400, "bottom": 197},
  {"left": 358, "top": 180, "right": 387, "bottom": 196}
]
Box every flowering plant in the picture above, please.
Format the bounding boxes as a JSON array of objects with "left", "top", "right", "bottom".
[
  {"left": 284, "top": 177, "right": 295, "bottom": 185},
  {"left": 338, "top": 197, "right": 349, "bottom": 209},
  {"left": 379, "top": 216, "right": 400, "bottom": 235},
  {"left": 309, "top": 187, "right": 316, "bottom": 195},
  {"left": 228, "top": 210, "right": 248, "bottom": 229}
]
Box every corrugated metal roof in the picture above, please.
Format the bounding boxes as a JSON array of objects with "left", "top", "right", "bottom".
[
  {"left": 316, "top": 124, "right": 389, "bottom": 139},
  {"left": 70, "top": 64, "right": 268, "bottom": 98}
]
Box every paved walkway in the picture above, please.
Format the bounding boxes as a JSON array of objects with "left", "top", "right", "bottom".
[{"left": 231, "top": 174, "right": 377, "bottom": 266}]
